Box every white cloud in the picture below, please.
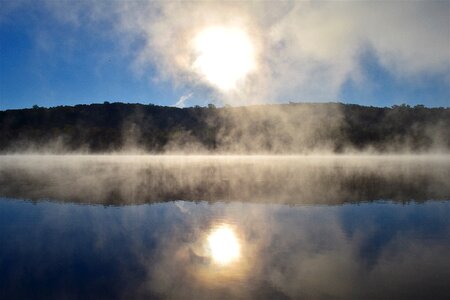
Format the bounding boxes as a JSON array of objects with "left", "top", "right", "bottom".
[
  {"left": 8, "top": 0, "right": 450, "bottom": 105},
  {"left": 113, "top": 0, "right": 449, "bottom": 105}
]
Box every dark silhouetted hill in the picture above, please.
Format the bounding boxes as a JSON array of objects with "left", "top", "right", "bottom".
[{"left": 0, "top": 102, "right": 448, "bottom": 153}]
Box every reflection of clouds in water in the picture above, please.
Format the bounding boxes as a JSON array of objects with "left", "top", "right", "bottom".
[
  {"left": 133, "top": 201, "right": 450, "bottom": 299},
  {"left": 0, "top": 200, "right": 450, "bottom": 299}
]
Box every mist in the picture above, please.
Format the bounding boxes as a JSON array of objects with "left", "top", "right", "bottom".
[
  {"left": 1, "top": 103, "right": 449, "bottom": 155},
  {"left": 1, "top": 1, "right": 450, "bottom": 299},
  {"left": 1, "top": 154, "right": 449, "bottom": 206},
  {"left": 2, "top": 106, "right": 449, "bottom": 300}
]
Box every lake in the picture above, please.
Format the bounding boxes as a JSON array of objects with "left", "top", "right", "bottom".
[{"left": 1, "top": 155, "right": 449, "bottom": 299}]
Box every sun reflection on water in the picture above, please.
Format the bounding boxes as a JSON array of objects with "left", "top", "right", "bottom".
[{"left": 207, "top": 224, "right": 241, "bottom": 265}]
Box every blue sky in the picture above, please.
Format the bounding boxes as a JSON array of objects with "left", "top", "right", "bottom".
[
  {"left": 0, "top": 2, "right": 185, "bottom": 110},
  {"left": 1, "top": 1, "right": 449, "bottom": 110}
]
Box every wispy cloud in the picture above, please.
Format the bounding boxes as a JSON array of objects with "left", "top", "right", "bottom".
[{"left": 174, "top": 92, "right": 193, "bottom": 108}]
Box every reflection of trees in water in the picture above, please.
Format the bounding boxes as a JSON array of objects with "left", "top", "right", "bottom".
[{"left": 0, "top": 155, "right": 449, "bottom": 205}]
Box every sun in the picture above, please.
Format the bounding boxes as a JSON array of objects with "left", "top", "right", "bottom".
[
  {"left": 207, "top": 225, "right": 241, "bottom": 265},
  {"left": 192, "top": 26, "right": 256, "bottom": 91}
]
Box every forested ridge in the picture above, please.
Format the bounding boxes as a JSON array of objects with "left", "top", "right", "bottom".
[{"left": 1, "top": 102, "right": 448, "bottom": 153}]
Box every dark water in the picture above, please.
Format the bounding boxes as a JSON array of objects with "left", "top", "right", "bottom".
[{"left": 0, "top": 155, "right": 449, "bottom": 299}]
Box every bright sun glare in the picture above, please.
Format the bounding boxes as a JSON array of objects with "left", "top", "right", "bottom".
[
  {"left": 207, "top": 225, "right": 241, "bottom": 265},
  {"left": 193, "top": 26, "right": 256, "bottom": 91}
]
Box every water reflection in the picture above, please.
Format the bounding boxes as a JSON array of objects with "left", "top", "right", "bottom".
[
  {"left": 0, "top": 155, "right": 449, "bottom": 299},
  {"left": 1, "top": 199, "right": 449, "bottom": 299},
  {"left": 207, "top": 224, "right": 241, "bottom": 265},
  {"left": 1, "top": 155, "right": 449, "bottom": 205}
]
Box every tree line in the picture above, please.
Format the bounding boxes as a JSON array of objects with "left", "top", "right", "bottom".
[{"left": 1, "top": 102, "right": 448, "bottom": 153}]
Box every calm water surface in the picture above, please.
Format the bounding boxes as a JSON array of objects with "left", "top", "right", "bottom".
[{"left": 0, "top": 155, "right": 449, "bottom": 299}]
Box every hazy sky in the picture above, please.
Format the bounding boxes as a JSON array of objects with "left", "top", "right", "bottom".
[{"left": 1, "top": 0, "right": 449, "bottom": 110}]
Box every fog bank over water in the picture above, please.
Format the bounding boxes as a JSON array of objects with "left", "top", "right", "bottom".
[
  {"left": 2, "top": 1, "right": 449, "bottom": 299},
  {"left": 1, "top": 154, "right": 449, "bottom": 300},
  {"left": 1, "top": 155, "right": 449, "bottom": 205}
]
